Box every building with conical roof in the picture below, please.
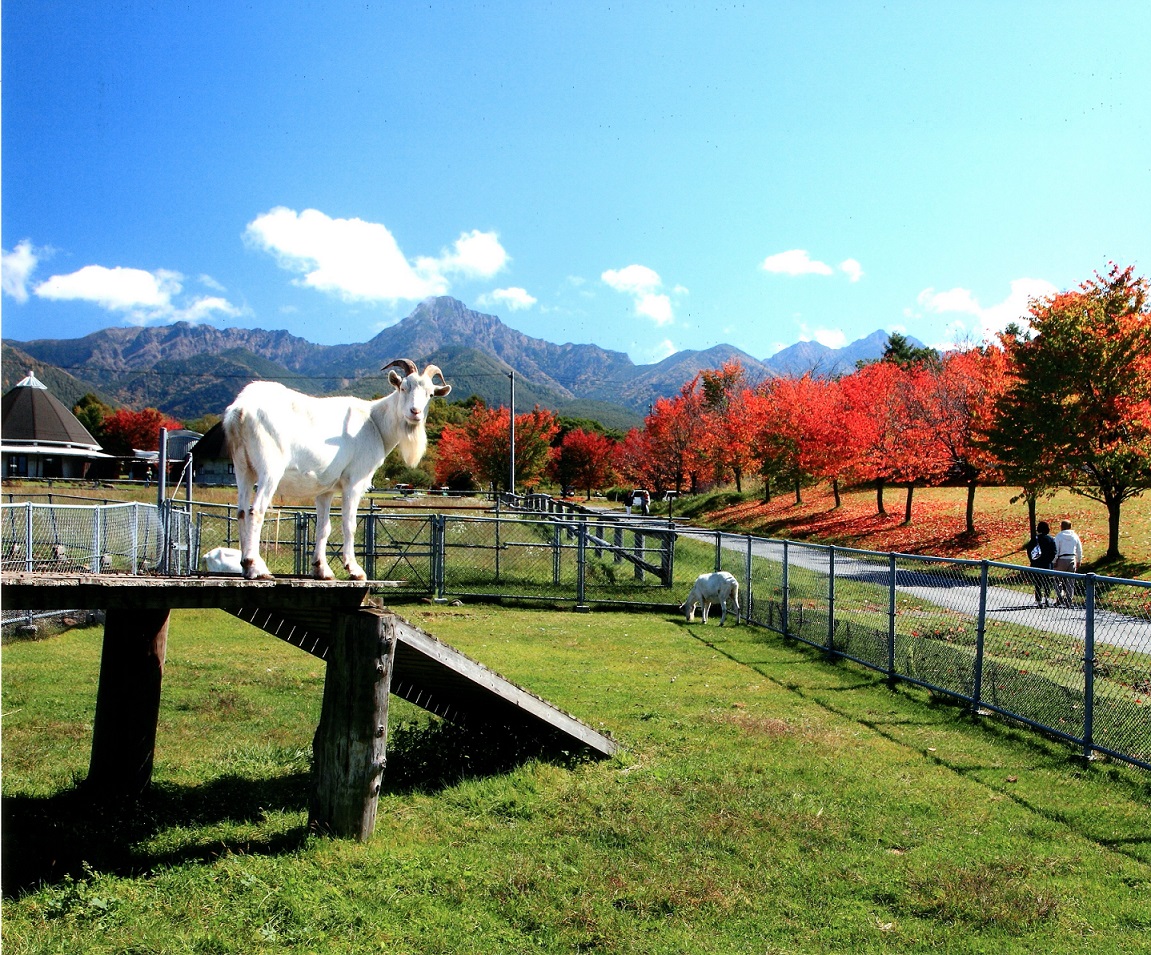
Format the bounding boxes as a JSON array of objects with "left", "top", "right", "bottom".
[{"left": 1, "top": 371, "right": 111, "bottom": 478}]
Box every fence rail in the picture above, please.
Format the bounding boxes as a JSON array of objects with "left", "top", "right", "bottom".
[{"left": 3, "top": 499, "right": 1148, "bottom": 772}]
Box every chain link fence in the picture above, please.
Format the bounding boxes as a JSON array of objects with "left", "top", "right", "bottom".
[
  {"left": 3, "top": 498, "right": 1148, "bottom": 771},
  {"left": 721, "top": 534, "right": 1150, "bottom": 771}
]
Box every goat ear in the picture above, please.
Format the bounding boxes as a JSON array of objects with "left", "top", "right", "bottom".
[
  {"left": 389, "top": 370, "right": 404, "bottom": 389},
  {"left": 433, "top": 383, "right": 452, "bottom": 398}
]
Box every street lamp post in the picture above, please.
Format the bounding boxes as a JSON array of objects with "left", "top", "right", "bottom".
[{"left": 508, "top": 371, "right": 516, "bottom": 496}]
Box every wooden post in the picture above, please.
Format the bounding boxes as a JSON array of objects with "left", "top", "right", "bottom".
[
  {"left": 310, "top": 608, "right": 396, "bottom": 840},
  {"left": 86, "top": 608, "right": 170, "bottom": 798}
]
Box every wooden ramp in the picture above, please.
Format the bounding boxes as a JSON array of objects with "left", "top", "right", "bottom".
[
  {"left": 224, "top": 599, "right": 616, "bottom": 755},
  {"left": 3, "top": 573, "right": 618, "bottom": 838}
]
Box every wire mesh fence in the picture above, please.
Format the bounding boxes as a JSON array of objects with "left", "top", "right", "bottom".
[
  {"left": 3, "top": 497, "right": 1148, "bottom": 771},
  {"left": 715, "top": 531, "right": 1150, "bottom": 771}
]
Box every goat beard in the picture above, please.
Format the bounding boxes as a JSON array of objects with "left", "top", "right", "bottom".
[{"left": 395, "top": 424, "right": 428, "bottom": 468}]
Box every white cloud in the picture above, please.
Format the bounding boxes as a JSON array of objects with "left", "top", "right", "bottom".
[
  {"left": 839, "top": 258, "right": 864, "bottom": 282},
  {"left": 917, "top": 277, "right": 1058, "bottom": 342},
  {"left": 760, "top": 249, "right": 833, "bottom": 277},
  {"left": 602, "top": 264, "right": 663, "bottom": 294},
  {"left": 602, "top": 263, "right": 680, "bottom": 326},
  {"left": 481, "top": 286, "right": 537, "bottom": 311},
  {"left": 917, "top": 286, "right": 982, "bottom": 315},
  {"left": 813, "top": 328, "right": 848, "bottom": 349},
  {"left": 36, "top": 265, "right": 180, "bottom": 310},
  {"left": 798, "top": 322, "right": 849, "bottom": 350},
  {"left": 33, "top": 263, "right": 240, "bottom": 325},
  {"left": 636, "top": 292, "right": 673, "bottom": 325},
  {"left": 2, "top": 240, "right": 40, "bottom": 303},
  {"left": 245, "top": 207, "right": 508, "bottom": 303},
  {"left": 646, "top": 338, "right": 677, "bottom": 362},
  {"left": 420, "top": 229, "right": 509, "bottom": 279}
]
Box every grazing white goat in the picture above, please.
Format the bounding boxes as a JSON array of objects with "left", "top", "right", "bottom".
[
  {"left": 682, "top": 571, "right": 740, "bottom": 625},
  {"left": 223, "top": 359, "right": 451, "bottom": 580},
  {"left": 202, "top": 546, "right": 243, "bottom": 574}
]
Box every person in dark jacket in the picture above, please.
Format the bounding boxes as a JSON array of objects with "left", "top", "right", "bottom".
[{"left": 1025, "top": 521, "right": 1057, "bottom": 607}]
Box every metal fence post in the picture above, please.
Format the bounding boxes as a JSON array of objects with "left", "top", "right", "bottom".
[
  {"left": 715, "top": 530, "right": 722, "bottom": 572},
  {"left": 1083, "top": 573, "right": 1096, "bottom": 761},
  {"left": 91, "top": 504, "right": 102, "bottom": 574},
  {"left": 972, "top": 560, "right": 989, "bottom": 713},
  {"left": 131, "top": 502, "right": 139, "bottom": 574},
  {"left": 576, "top": 523, "right": 588, "bottom": 609},
  {"left": 552, "top": 523, "right": 562, "bottom": 586},
  {"left": 827, "top": 546, "right": 836, "bottom": 654},
  {"left": 364, "top": 501, "right": 376, "bottom": 581},
  {"left": 781, "top": 540, "right": 790, "bottom": 635},
  {"left": 495, "top": 512, "right": 502, "bottom": 583},
  {"left": 24, "top": 502, "right": 33, "bottom": 572},
  {"left": 887, "top": 553, "right": 898, "bottom": 683},
  {"left": 433, "top": 514, "right": 446, "bottom": 599},
  {"left": 744, "top": 534, "right": 753, "bottom": 623}
]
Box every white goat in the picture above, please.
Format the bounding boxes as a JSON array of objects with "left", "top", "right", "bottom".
[
  {"left": 202, "top": 546, "right": 243, "bottom": 574},
  {"left": 223, "top": 359, "right": 451, "bottom": 580},
  {"left": 682, "top": 571, "right": 740, "bottom": 625}
]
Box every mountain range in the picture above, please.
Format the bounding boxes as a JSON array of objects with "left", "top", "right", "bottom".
[{"left": 3, "top": 296, "right": 906, "bottom": 430}]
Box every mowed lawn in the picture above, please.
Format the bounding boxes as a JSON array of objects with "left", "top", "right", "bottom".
[{"left": 3, "top": 603, "right": 1149, "bottom": 954}]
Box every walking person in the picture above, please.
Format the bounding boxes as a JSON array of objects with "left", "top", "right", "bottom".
[
  {"left": 1052, "top": 519, "right": 1083, "bottom": 607},
  {"left": 1026, "top": 521, "right": 1057, "bottom": 607}
]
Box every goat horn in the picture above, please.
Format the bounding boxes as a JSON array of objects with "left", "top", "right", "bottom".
[
  {"left": 422, "top": 364, "right": 447, "bottom": 383},
  {"left": 381, "top": 358, "right": 417, "bottom": 376}
]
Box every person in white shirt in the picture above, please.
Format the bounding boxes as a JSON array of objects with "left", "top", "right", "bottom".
[{"left": 1052, "top": 520, "right": 1083, "bottom": 607}]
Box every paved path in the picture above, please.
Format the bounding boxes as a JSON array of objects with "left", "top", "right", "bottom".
[{"left": 679, "top": 529, "right": 1151, "bottom": 655}]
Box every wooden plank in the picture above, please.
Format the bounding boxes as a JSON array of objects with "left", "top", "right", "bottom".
[
  {"left": 392, "top": 619, "right": 618, "bottom": 757},
  {"left": 1, "top": 572, "right": 370, "bottom": 612}
]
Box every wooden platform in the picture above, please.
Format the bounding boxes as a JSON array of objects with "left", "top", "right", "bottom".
[{"left": 3, "top": 573, "right": 618, "bottom": 838}]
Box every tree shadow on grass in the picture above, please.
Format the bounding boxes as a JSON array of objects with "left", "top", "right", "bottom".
[{"left": 2, "top": 719, "right": 595, "bottom": 900}]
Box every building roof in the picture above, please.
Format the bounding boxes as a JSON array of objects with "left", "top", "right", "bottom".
[{"left": 1, "top": 371, "right": 103, "bottom": 452}]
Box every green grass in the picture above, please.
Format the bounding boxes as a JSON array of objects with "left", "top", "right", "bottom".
[{"left": 3, "top": 606, "right": 1150, "bottom": 954}]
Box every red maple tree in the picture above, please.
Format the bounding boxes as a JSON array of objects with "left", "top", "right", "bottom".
[
  {"left": 551, "top": 428, "right": 618, "bottom": 499},
  {"left": 101, "top": 407, "right": 184, "bottom": 457}
]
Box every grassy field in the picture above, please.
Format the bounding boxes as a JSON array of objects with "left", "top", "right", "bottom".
[{"left": 3, "top": 605, "right": 1149, "bottom": 954}]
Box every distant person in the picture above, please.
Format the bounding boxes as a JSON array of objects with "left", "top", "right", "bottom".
[
  {"left": 1026, "top": 521, "right": 1057, "bottom": 608},
  {"left": 1052, "top": 519, "right": 1084, "bottom": 607}
]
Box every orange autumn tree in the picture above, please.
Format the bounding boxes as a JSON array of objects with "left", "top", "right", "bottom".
[
  {"left": 644, "top": 378, "right": 708, "bottom": 494},
  {"left": 698, "top": 361, "right": 757, "bottom": 492},
  {"left": 987, "top": 264, "right": 1151, "bottom": 560},
  {"left": 745, "top": 378, "right": 805, "bottom": 502},
  {"left": 839, "top": 360, "right": 940, "bottom": 518},
  {"left": 100, "top": 407, "right": 184, "bottom": 457},
  {"left": 789, "top": 375, "right": 855, "bottom": 507},
  {"left": 551, "top": 427, "right": 617, "bottom": 499},
  {"left": 435, "top": 404, "right": 559, "bottom": 493},
  {"left": 917, "top": 345, "right": 1011, "bottom": 535}
]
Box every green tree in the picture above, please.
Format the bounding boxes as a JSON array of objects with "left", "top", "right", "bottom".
[
  {"left": 73, "top": 393, "right": 114, "bottom": 440},
  {"left": 987, "top": 265, "right": 1151, "bottom": 561},
  {"left": 880, "top": 331, "right": 940, "bottom": 369}
]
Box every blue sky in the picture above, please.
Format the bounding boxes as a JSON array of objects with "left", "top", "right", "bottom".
[{"left": 3, "top": 2, "right": 1149, "bottom": 365}]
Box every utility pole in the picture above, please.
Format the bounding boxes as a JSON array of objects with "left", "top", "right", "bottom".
[{"left": 508, "top": 371, "right": 516, "bottom": 495}]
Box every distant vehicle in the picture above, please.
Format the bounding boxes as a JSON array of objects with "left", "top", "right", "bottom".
[
  {"left": 628, "top": 488, "right": 651, "bottom": 515},
  {"left": 393, "top": 483, "right": 416, "bottom": 495}
]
